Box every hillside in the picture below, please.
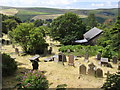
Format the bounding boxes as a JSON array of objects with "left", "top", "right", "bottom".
[{"left": 0, "top": 6, "right": 118, "bottom": 23}]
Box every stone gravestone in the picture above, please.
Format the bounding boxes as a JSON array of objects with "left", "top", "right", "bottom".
[
  {"left": 88, "top": 63, "right": 96, "bottom": 76},
  {"left": 84, "top": 52, "right": 89, "bottom": 62},
  {"left": 15, "top": 48, "right": 19, "bottom": 56},
  {"left": 68, "top": 54, "right": 74, "bottom": 66},
  {"left": 79, "top": 64, "right": 86, "bottom": 75},
  {"left": 58, "top": 53, "right": 63, "bottom": 62},
  {"left": 48, "top": 47, "right": 52, "bottom": 54},
  {"left": 118, "top": 65, "right": 120, "bottom": 70},
  {"left": 96, "top": 68, "right": 103, "bottom": 77},
  {"left": 62, "top": 54, "right": 67, "bottom": 62},
  {"left": 67, "top": 49, "right": 71, "bottom": 53},
  {"left": 112, "top": 56, "right": 117, "bottom": 64},
  {"left": 97, "top": 52, "right": 101, "bottom": 60},
  {"left": 100, "top": 58, "right": 108, "bottom": 66}
]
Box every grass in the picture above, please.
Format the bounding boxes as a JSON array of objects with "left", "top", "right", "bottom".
[{"left": 0, "top": 9, "right": 18, "bottom": 16}]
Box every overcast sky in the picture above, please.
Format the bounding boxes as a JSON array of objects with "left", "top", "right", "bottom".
[{"left": 0, "top": 0, "right": 119, "bottom": 9}]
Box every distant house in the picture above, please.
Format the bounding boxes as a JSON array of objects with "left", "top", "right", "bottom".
[{"left": 75, "top": 27, "right": 103, "bottom": 45}]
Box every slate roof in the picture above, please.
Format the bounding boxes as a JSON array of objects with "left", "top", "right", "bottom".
[
  {"left": 75, "top": 27, "right": 103, "bottom": 43},
  {"left": 84, "top": 27, "right": 103, "bottom": 40}
]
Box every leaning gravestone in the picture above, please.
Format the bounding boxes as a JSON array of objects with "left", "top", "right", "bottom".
[
  {"left": 97, "top": 52, "right": 101, "bottom": 60},
  {"left": 96, "top": 68, "right": 103, "bottom": 77},
  {"left": 79, "top": 64, "right": 86, "bottom": 75},
  {"left": 88, "top": 63, "right": 96, "bottom": 76},
  {"left": 112, "top": 56, "right": 117, "bottom": 64},
  {"left": 68, "top": 54, "right": 74, "bottom": 66}
]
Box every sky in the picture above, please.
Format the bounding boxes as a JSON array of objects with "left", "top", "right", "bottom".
[{"left": 0, "top": 0, "right": 120, "bottom": 9}]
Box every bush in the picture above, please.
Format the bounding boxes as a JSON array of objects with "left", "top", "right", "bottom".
[
  {"left": 2, "top": 53, "right": 17, "bottom": 76},
  {"left": 102, "top": 72, "right": 120, "bottom": 90},
  {"left": 102, "top": 45, "right": 118, "bottom": 59},
  {"left": 59, "top": 45, "right": 103, "bottom": 56},
  {"left": 16, "top": 70, "right": 49, "bottom": 89}
]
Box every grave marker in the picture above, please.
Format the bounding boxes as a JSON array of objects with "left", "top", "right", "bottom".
[
  {"left": 68, "top": 54, "right": 74, "bottom": 66},
  {"left": 96, "top": 68, "right": 103, "bottom": 77},
  {"left": 79, "top": 64, "right": 86, "bottom": 75},
  {"left": 97, "top": 52, "right": 101, "bottom": 60},
  {"left": 112, "top": 56, "right": 117, "bottom": 64},
  {"left": 88, "top": 63, "right": 96, "bottom": 76}
]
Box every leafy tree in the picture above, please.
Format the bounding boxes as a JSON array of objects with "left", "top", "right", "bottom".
[
  {"left": 2, "top": 19, "right": 18, "bottom": 34},
  {"left": 87, "top": 13, "right": 97, "bottom": 28},
  {"left": 102, "top": 72, "right": 120, "bottom": 90},
  {"left": 34, "top": 19, "right": 44, "bottom": 27},
  {"left": 50, "top": 12, "right": 86, "bottom": 45},
  {"left": 12, "top": 23, "right": 48, "bottom": 54},
  {"left": 111, "top": 16, "right": 120, "bottom": 51}
]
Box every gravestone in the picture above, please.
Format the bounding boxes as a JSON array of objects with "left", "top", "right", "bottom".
[
  {"left": 58, "top": 53, "right": 63, "bottom": 62},
  {"left": 112, "top": 56, "right": 117, "bottom": 64},
  {"left": 15, "top": 48, "right": 19, "bottom": 56},
  {"left": 96, "top": 68, "right": 103, "bottom": 77},
  {"left": 67, "top": 49, "right": 71, "bottom": 53},
  {"left": 62, "top": 54, "right": 67, "bottom": 62},
  {"left": 118, "top": 65, "right": 120, "bottom": 70},
  {"left": 88, "top": 63, "right": 96, "bottom": 76},
  {"left": 12, "top": 45, "right": 15, "bottom": 48},
  {"left": 48, "top": 47, "right": 52, "bottom": 54},
  {"left": 79, "top": 64, "right": 86, "bottom": 75},
  {"left": 68, "top": 54, "right": 74, "bottom": 66},
  {"left": 100, "top": 58, "right": 108, "bottom": 66},
  {"left": 84, "top": 52, "right": 89, "bottom": 62},
  {"left": 97, "top": 52, "right": 101, "bottom": 60},
  {"left": 29, "top": 55, "right": 40, "bottom": 70},
  {"left": 58, "top": 53, "right": 67, "bottom": 62}
]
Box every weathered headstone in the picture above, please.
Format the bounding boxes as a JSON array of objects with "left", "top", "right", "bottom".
[
  {"left": 29, "top": 55, "right": 40, "bottom": 70},
  {"left": 67, "top": 49, "right": 71, "bottom": 53},
  {"left": 58, "top": 53, "right": 63, "bottom": 62},
  {"left": 97, "top": 52, "right": 101, "bottom": 60},
  {"left": 112, "top": 56, "right": 117, "bottom": 64},
  {"left": 84, "top": 52, "right": 89, "bottom": 62},
  {"left": 100, "top": 58, "right": 108, "bottom": 66},
  {"left": 48, "top": 47, "right": 52, "bottom": 54},
  {"left": 96, "top": 68, "right": 103, "bottom": 77},
  {"left": 79, "top": 64, "right": 86, "bottom": 75},
  {"left": 15, "top": 48, "right": 19, "bottom": 56},
  {"left": 12, "top": 45, "right": 15, "bottom": 48},
  {"left": 62, "top": 54, "right": 67, "bottom": 62},
  {"left": 88, "top": 63, "right": 96, "bottom": 76},
  {"left": 68, "top": 54, "right": 74, "bottom": 66}
]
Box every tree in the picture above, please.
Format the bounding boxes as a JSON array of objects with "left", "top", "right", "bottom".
[
  {"left": 12, "top": 23, "right": 48, "bottom": 54},
  {"left": 2, "top": 19, "right": 18, "bottom": 34},
  {"left": 34, "top": 19, "right": 44, "bottom": 27},
  {"left": 111, "top": 16, "right": 120, "bottom": 51},
  {"left": 87, "top": 13, "right": 97, "bottom": 28},
  {"left": 50, "top": 12, "right": 86, "bottom": 45},
  {"left": 102, "top": 72, "right": 120, "bottom": 90}
]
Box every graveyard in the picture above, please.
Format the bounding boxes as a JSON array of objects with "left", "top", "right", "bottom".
[
  {"left": 2, "top": 35, "right": 119, "bottom": 88},
  {"left": 1, "top": 3, "right": 120, "bottom": 89}
]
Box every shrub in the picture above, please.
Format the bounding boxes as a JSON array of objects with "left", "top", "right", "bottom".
[
  {"left": 16, "top": 70, "right": 49, "bottom": 89},
  {"left": 2, "top": 53, "right": 17, "bottom": 76},
  {"left": 102, "top": 45, "right": 118, "bottom": 59},
  {"left": 59, "top": 45, "right": 104, "bottom": 56},
  {"left": 102, "top": 72, "right": 120, "bottom": 90}
]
